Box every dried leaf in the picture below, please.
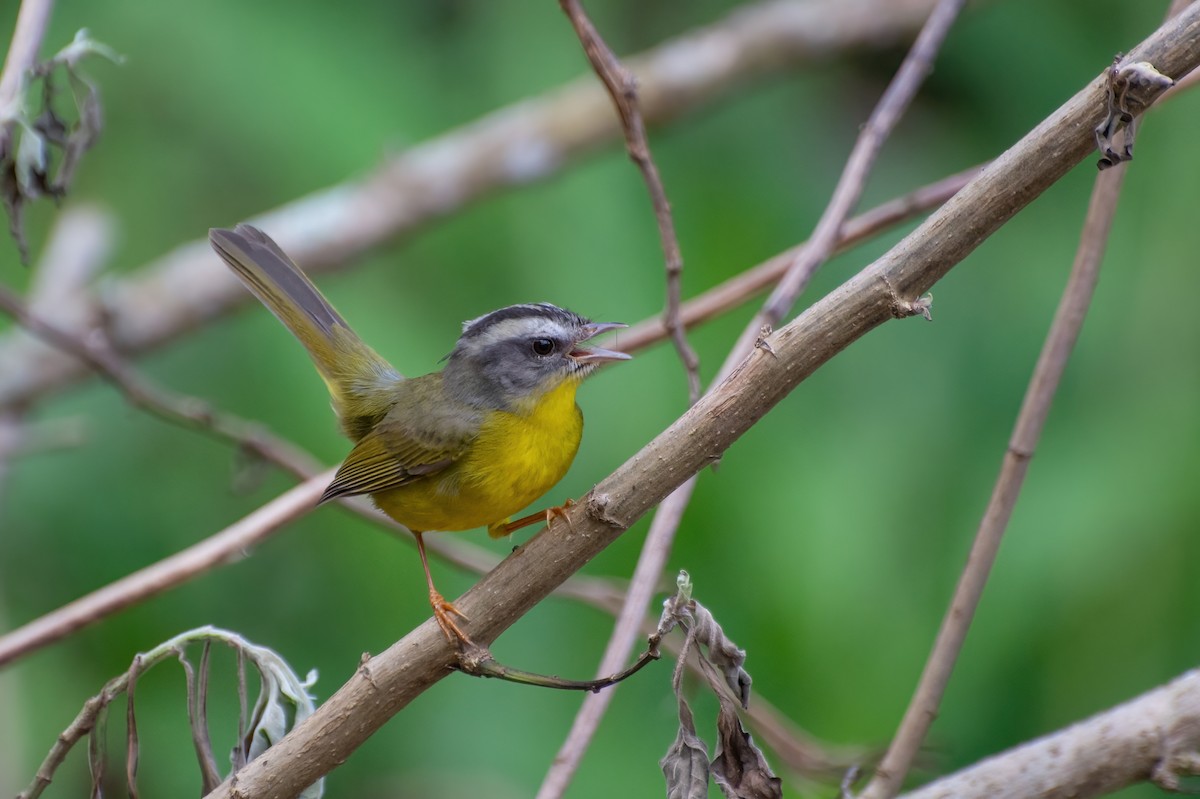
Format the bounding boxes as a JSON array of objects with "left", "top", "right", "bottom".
[
  {"left": 179, "top": 644, "right": 222, "bottom": 792},
  {"left": 13, "top": 124, "right": 49, "bottom": 199},
  {"left": 0, "top": 28, "right": 120, "bottom": 261},
  {"left": 689, "top": 599, "right": 752, "bottom": 709},
  {"left": 662, "top": 627, "right": 710, "bottom": 799},
  {"left": 247, "top": 693, "right": 289, "bottom": 759},
  {"left": 657, "top": 572, "right": 780, "bottom": 799},
  {"left": 661, "top": 722, "right": 711, "bottom": 799},
  {"left": 710, "top": 703, "right": 782, "bottom": 799},
  {"left": 233, "top": 648, "right": 249, "bottom": 770},
  {"left": 126, "top": 656, "right": 142, "bottom": 799},
  {"left": 1, "top": 165, "right": 29, "bottom": 262},
  {"left": 49, "top": 28, "right": 125, "bottom": 70},
  {"left": 56, "top": 71, "right": 102, "bottom": 191},
  {"left": 19, "top": 627, "right": 322, "bottom": 799},
  {"left": 88, "top": 703, "right": 109, "bottom": 799}
]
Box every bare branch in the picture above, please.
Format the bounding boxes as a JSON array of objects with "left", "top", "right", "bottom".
[
  {"left": 617, "top": 164, "right": 982, "bottom": 354},
  {"left": 861, "top": 141, "right": 1130, "bottom": 799},
  {"left": 736, "top": 0, "right": 967, "bottom": 371},
  {"left": 899, "top": 669, "right": 1200, "bottom": 799},
  {"left": 0, "top": 0, "right": 938, "bottom": 410},
  {"left": 0, "top": 471, "right": 332, "bottom": 668},
  {"left": 559, "top": 0, "right": 701, "bottom": 402},
  {"left": 859, "top": 6, "right": 1183, "bottom": 797},
  {"left": 0, "top": 286, "right": 325, "bottom": 478},
  {"left": 196, "top": 12, "right": 1200, "bottom": 796}
]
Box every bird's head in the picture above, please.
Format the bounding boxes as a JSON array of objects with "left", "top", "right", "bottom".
[{"left": 444, "top": 302, "right": 630, "bottom": 411}]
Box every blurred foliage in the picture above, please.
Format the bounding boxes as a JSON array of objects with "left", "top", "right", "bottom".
[{"left": 1, "top": 0, "right": 1199, "bottom": 797}]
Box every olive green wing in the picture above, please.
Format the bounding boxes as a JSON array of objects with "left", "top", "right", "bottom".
[{"left": 318, "top": 376, "right": 481, "bottom": 503}]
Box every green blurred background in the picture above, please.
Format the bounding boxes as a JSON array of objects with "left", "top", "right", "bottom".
[{"left": 2, "top": 0, "right": 1198, "bottom": 796}]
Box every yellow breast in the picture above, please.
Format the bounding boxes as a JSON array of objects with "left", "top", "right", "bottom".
[{"left": 372, "top": 379, "right": 584, "bottom": 535}]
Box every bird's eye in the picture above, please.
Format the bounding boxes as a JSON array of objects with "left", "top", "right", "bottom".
[{"left": 531, "top": 338, "right": 555, "bottom": 356}]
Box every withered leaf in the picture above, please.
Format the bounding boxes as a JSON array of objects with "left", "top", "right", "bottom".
[
  {"left": 661, "top": 708, "right": 710, "bottom": 799},
  {"left": 710, "top": 703, "right": 782, "bottom": 799}
]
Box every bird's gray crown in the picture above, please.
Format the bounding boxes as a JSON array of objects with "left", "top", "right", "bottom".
[{"left": 459, "top": 303, "right": 588, "bottom": 340}]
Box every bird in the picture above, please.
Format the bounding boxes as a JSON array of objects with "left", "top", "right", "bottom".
[{"left": 209, "top": 224, "right": 631, "bottom": 645}]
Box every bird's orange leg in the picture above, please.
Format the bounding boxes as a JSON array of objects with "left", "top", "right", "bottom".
[
  {"left": 501, "top": 498, "right": 575, "bottom": 535},
  {"left": 413, "top": 530, "right": 472, "bottom": 646}
]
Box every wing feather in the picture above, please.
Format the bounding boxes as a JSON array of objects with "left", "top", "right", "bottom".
[{"left": 318, "top": 374, "right": 480, "bottom": 503}]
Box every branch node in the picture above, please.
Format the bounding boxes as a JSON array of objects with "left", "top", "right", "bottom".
[
  {"left": 1095, "top": 55, "right": 1175, "bottom": 169},
  {"left": 1151, "top": 743, "right": 1200, "bottom": 791},
  {"left": 881, "top": 276, "right": 933, "bottom": 320},
  {"left": 585, "top": 490, "right": 623, "bottom": 528},
  {"left": 754, "top": 325, "right": 778, "bottom": 358},
  {"left": 356, "top": 652, "right": 378, "bottom": 688}
]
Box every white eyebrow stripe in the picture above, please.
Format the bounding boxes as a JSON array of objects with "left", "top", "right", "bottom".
[{"left": 469, "top": 317, "right": 571, "bottom": 348}]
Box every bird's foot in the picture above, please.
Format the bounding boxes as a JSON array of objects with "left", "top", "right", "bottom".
[
  {"left": 500, "top": 498, "right": 575, "bottom": 536},
  {"left": 429, "top": 590, "right": 473, "bottom": 647}
]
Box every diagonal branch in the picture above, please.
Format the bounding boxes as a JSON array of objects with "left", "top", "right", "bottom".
[
  {"left": 539, "top": 0, "right": 967, "bottom": 789},
  {"left": 736, "top": 0, "right": 966, "bottom": 365},
  {"left": 616, "top": 164, "right": 981, "bottom": 354},
  {"left": 858, "top": 133, "right": 1130, "bottom": 799},
  {"left": 898, "top": 668, "right": 1200, "bottom": 799},
  {"left": 198, "top": 10, "right": 1200, "bottom": 797},
  {"left": 858, "top": 4, "right": 1184, "bottom": 796}
]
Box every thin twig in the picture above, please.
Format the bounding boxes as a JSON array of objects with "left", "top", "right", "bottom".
[
  {"left": 617, "top": 164, "right": 981, "bottom": 354},
  {"left": 0, "top": 0, "right": 939, "bottom": 410},
  {"left": 0, "top": 286, "right": 324, "bottom": 479},
  {"left": 559, "top": 0, "right": 700, "bottom": 403},
  {"left": 0, "top": 471, "right": 332, "bottom": 668},
  {"left": 736, "top": 0, "right": 967, "bottom": 369},
  {"left": 455, "top": 641, "right": 660, "bottom": 691},
  {"left": 125, "top": 656, "right": 142, "bottom": 799},
  {"left": 856, "top": 110, "right": 1134, "bottom": 799}
]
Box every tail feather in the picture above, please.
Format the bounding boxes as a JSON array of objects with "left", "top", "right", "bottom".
[{"left": 210, "top": 224, "right": 401, "bottom": 439}]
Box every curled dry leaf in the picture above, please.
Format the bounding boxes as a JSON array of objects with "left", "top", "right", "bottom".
[
  {"left": 710, "top": 703, "right": 783, "bottom": 799},
  {"left": 661, "top": 691, "right": 711, "bottom": 799},
  {"left": 0, "top": 29, "right": 121, "bottom": 261},
  {"left": 1095, "top": 57, "right": 1175, "bottom": 169},
  {"left": 657, "top": 572, "right": 779, "bottom": 798},
  {"left": 17, "top": 625, "right": 321, "bottom": 799},
  {"left": 658, "top": 571, "right": 752, "bottom": 709}
]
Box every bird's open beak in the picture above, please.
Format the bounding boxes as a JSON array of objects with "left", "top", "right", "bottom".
[{"left": 570, "top": 322, "right": 633, "bottom": 363}]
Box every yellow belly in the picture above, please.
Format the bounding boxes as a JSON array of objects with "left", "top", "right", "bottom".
[{"left": 372, "top": 380, "right": 584, "bottom": 535}]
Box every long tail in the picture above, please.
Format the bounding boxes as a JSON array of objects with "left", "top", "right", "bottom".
[{"left": 209, "top": 224, "right": 400, "bottom": 439}]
